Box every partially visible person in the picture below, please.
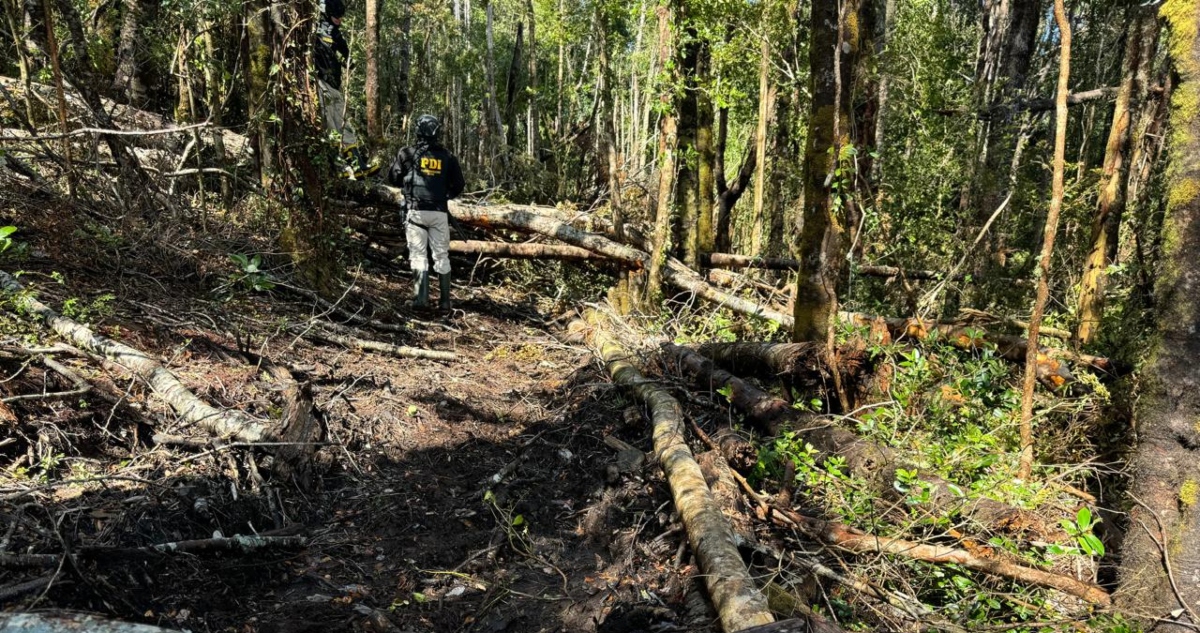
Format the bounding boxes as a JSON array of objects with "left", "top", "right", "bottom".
[
  {"left": 387, "top": 115, "right": 465, "bottom": 310},
  {"left": 314, "top": 0, "right": 374, "bottom": 178}
]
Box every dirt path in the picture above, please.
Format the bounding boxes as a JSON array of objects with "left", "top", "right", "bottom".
[{"left": 0, "top": 216, "right": 714, "bottom": 633}]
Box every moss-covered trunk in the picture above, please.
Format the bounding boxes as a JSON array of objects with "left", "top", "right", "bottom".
[
  {"left": 793, "top": 0, "right": 859, "bottom": 343},
  {"left": 1115, "top": 2, "right": 1200, "bottom": 628}
]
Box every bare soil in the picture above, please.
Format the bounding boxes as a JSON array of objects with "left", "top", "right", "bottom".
[{"left": 0, "top": 205, "right": 718, "bottom": 633}]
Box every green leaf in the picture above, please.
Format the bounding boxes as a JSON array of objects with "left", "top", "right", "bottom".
[
  {"left": 1076, "top": 507, "right": 1093, "bottom": 530},
  {"left": 512, "top": 514, "right": 525, "bottom": 526},
  {"left": 0, "top": 226, "right": 17, "bottom": 239}
]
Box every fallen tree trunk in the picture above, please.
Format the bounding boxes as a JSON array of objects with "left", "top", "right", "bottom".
[
  {"left": 450, "top": 203, "right": 650, "bottom": 267},
  {"left": 450, "top": 240, "right": 622, "bottom": 263},
  {"left": 588, "top": 319, "right": 775, "bottom": 632},
  {"left": 353, "top": 195, "right": 1114, "bottom": 378},
  {"left": 296, "top": 326, "right": 459, "bottom": 362},
  {"left": 0, "top": 613, "right": 182, "bottom": 633},
  {"left": 780, "top": 509, "right": 1111, "bottom": 607},
  {"left": 663, "top": 343, "right": 1056, "bottom": 538},
  {"left": 702, "top": 253, "right": 954, "bottom": 282},
  {"left": 0, "top": 271, "right": 270, "bottom": 442}
]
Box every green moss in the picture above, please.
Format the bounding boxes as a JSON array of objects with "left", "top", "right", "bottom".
[{"left": 1181, "top": 479, "right": 1199, "bottom": 509}]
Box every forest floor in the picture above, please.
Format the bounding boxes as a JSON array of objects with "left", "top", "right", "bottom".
[{"left": 0, "top": 203, "right": 716, "bottom": 633}]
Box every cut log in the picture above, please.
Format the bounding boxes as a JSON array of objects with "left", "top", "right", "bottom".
[
  {"left": 0, "top": 613, "right": 182, "bottom": 633},
  {"left": 0, "top": 271, "right": 269, "bottom": 442},
  {"left": 449, "top": 202, "right": 650, "bottom": 267},
  {"left": 588, "top": 318, "right": 775, "bottom": 632},
  {"left": 695, "top": 342, "right": 823, "bottom": 384},
  {"left": 450, "top": 240, "right": 623, "bottom": 263},
  {"left": 663, "top": 343, "right": 1053, "bottom": 538}
]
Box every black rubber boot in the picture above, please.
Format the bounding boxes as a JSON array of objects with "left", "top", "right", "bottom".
[
  {"left": 438, "top": 273, "right": 452, "bottom": 311},
  {"left": 412, "top": 270, "right": 430, "bottom": 309}
]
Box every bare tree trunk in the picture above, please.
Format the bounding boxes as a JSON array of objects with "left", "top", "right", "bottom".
[
  {"left": 751, "top": 32, "right": 771, "bottom": 257},
  {"left": 365, "top": 0, "right": 380, "bottom": 139},
  {"left": 1017, "top": 0, "right": 1070, "bottom": 481},
  {"left": 1075, "top": 6, "right": 1157, "bottom": 344},
  {"left": 110, "top": 0, "right": 147, "bottom": 105},
  {"left": 246, "top": 0, "right": 275, "bottom": 186},
  {"left": 870, "top": 0, "right": 896, "bottom": 187},
  {"left": 646, "top": 5, "right": 677, "bottom": 307},
  {"left": 965, "top": 0, "right": 1042, "bottom": 272},
  {"left": 675, "top": 21, "right": 701, "bottom": 268},
  {"left": 484, "top": 0, "right": 507, "bottom": 167},
  {"left": 696, "top": 44, "right": 715, "bottom": 255},
  {"left": 793, "top": 0, "right": 859, "bottom": 343},
  {"left": 398, "top": 0, "right": 412, "bottom": 130},
  {"left": 1115, "top": 3, "right": 1200, "bottom": 628},
  {"left": 40, "top": 0, "right": 73, "bottom": 196},
  {"left": 201, "top": 21, "right": 230, "bottom": 205},
  {"left": 505, "top": 22, "right": 524, "bottom": 149},
  {"left": 525, "top": 0, "right": 538, "bottom": 157}
]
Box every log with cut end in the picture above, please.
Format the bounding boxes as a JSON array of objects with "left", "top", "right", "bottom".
[
  {"left": 589, "top": 321, "right": 775, "bottom": 632},
  {"left": 663, "top": 343, "right": 1050, "bottom": 537},
  {"left": 0, "top": 271, "right": 269, "bottom": 442},
  {"left": 450, "top": 240, "right": 624, "bottom": 263}
]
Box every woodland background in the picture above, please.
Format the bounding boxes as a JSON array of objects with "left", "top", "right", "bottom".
[{"left": 2, "top": 0, "right": 1200, "bottom": 631}]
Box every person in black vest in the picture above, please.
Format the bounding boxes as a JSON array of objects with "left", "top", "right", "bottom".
[
  {"left": 388, "top": 115, "right": 465, "bottom": 310},
  {"left": 314, "top": 0, "right": 374, "bottom": 178}
]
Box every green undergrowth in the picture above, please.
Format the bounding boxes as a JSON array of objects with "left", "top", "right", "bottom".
[{"left": 753, "top": 322, "right": 1119, "bottom": 631}]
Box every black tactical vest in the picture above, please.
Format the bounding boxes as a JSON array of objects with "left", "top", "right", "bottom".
[{"left": 403, "top": 145, "right": 451, "bottom": 211}]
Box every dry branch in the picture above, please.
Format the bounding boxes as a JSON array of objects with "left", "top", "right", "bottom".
[
  {"left": 0, "top": 271, "right": 270, "bottom": 442},
  {"left": 780, "top": 510, "right": 1111, "bottom": 607},
  {"left": 588, "top": 318, "right": 775, "bottom": 632},
  {"left": 0, "top": 535, "right": 306, "bottom": 567},
  {"left": 297, "top": 326, "right": 458, "bottom": 362}
]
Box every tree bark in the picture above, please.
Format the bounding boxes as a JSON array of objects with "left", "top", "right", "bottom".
[
  {"left": 0, "top": 272, "right": 272, "bottom": 443},
  {"left": 675, "top": 22, "right": 702, "bottom": 268},
  {"left": 1115, "top": 1, "right": 1200, "bottom": 628},
  {"left": 0, "top": 613, "right": 182, "bottom": 633},
  {"left": 696, "top": 44, "right": 716, "bottom": 255},
  {"left": 590, "top": 322, "right": 775, "bottom": 632},
  {"left": 365, "top": 0, "right": 380, "bottom": 139},
  {"left": 484, "top": 0, "right": 508, "bottom": 165},
  {"left": 505, "top": 21, "right": 524, "bottom": 149},
  {"left": 646, "top": 5, "right": 677, "bottom": 306},
  {"left": 110, "top": 0, "right": 149, "bottom": 105},
  {"left": 1017, "top": 0, "right": 1070, "bottom": 481},
  {"left": 794, "top": 0, "right": 860, "bottom": 343},
  {"left": 1075, "top": 6, "right": 1157, "bottom": 345},
  {"left": 751, "top": 32, "right": 772, "bottom": 257}
]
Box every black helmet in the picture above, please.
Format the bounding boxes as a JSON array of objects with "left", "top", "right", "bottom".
[
  {"left": 323, "top": 0, "right": 345, "bottom": 18},
  {"left": 415, "top": 114, "right": 441, "bottom": 142}
]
